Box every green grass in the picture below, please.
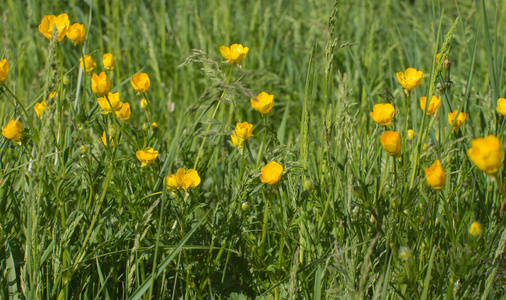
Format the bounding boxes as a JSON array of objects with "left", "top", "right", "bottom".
[{"left": 1, "top": 0, "right": 506, "bottom": 298}]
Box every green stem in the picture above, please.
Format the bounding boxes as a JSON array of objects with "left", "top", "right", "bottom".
[
  {"left": 148, "top": 189, "right": 168, "bottom": 298},
  {"left": 255, "top": 116, "right": 268, "bottom": 168},
  {"left": 259, "top": 192, "right": 270, "bottom": 258},
  {"left": 379, "top": 154, "right": 390, "bottom": 196},
  {"left": 238, "top": 144, "right": 246, "bottom": 184},
  {"left": 193, "top": 65, "right": 234, "bottom": 169}
]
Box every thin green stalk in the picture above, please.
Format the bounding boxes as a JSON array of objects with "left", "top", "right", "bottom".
[
  {"left": 259, "top": 191, "right": 270, "bottom": 258},
  {"left": 379, "top": 154, "right": 390, "bottom": 196},
  {"left": 148, "top": 188, "right": 168, "bottom": 298},
  {"left": 238, "top": 144, "right": 246, "bottom": 184},
  {"left": 255, "top": 116, "right": 268, "bottom": 168},
  {"left": 193, "top": 64, "right": 234, "bottom": 169}
]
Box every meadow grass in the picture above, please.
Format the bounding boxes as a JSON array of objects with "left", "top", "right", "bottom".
[{"left": 1, "top": 0, "right": 506, "bottom": 299}]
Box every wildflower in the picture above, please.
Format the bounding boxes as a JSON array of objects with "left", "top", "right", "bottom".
[
  {"left": 115, "top": 103, "right": 131, "bottom": 121},
  {"left": 102, "top": 53, "right": 115, "bottom": 71},
  {"left": 448, "top": 110, "right": 466, "bottom": 132},
  {"left": 234, "top": 122, "right": 253, "bottom": 140},
  {"left": 136, "top": 147, "right": 159, "bottom": 167},
  {"left": 469, "top": 222, "right": 482, "bottom": 237},
  {"left": 80, "top": 55, "right": 97, "bottom": 75},
  {"left": 151, "top": 122, "right": 157, "bottom": 128},
  {"left": 131, "top": 73, "right": 150, "bottom": 93},
  {"left": 164, "top": 174, "right": 179, "bottom": 191},
  {"left": 407, "top": 129, "right": 415, "bottom": 140},
  {"left": 2, "top": 120, "right": 22, "bottom": 141},
  {"left": 424, "top": 160, "right": 446, "bottom": 190},
  {"left": 370, "top": 103, "right": 395, "bottom": 126},
  {"left": 91, "top": 72, "right": 111, "bottom": 96},
  {"left": 467, "top": 135, "right": 503, "bottom": 175},
  {"left": 38, "top": 14, "right": 69, "bottom": 42},
  {"left": 99, "top": 131, "right": 114, "bottom": 146},
  {"left": 230, "top": 133, "right": 243, "bottom": 148},
  {"left": 496, "top": 98, "right": 506, "bottom": 116},
  {"left": 220, "top": 44, "right": 249, "bottom": 67},
  {"left": 396, "top": 68, "right": 423, "bottom": 92},
  {"left": 49, "top": 91, "right": 58, "bottom": 100},
  {"left": 420, "top": 95, "right": 441, "bottom": 115},
  {"left": 380, "top": 131, "right": 401, "bottom": 156},
  {"left": 97, "top": 92, "right": 123, "bottom": 114},
  {"left": 0, "top": 59, "right": 9, "bottom": 86},
  {"left": 140, "top": 98, "right": 148, "bottom": 109},
  {"left": 260, "top": 161, "right": 283, "bottom": 185},
  {"left": 176, "top": 168, "right": 201, "bottom": 190},
  {"left": 250, "top": 92, "right": 274, "bottom": 115},
  {"left": 66, "top": 23, "right": 85, "bottom": 44},
  {"left": 34, "top": 101, "right": 49, "bottom": 118}
]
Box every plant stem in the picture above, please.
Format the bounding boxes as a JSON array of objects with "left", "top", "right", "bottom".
[{"left": 255, "top": 116, "right": 268, "bottom": 168}]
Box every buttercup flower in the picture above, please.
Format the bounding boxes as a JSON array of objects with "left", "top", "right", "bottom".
[
  {"left": 220, "top": 44, "right": 249, "bottom": 67},
  {"left": 38, "top": 14, "right": 70, "bottom": 42},
  {"left": 496, "top": 98, "right": 506, "bottom": 116},
  {"left": 176, "top": 168, "right": 201, "bottom": 190},
  {"left": 151, "top": 122, "right": 157, "bottom": 128},
  {"left": 469, "top": 222, "right": 482, "bottom": 237},
  {"left": 230, "top": 133, "right": 244, "bottom": 148},
  {"left": 234, "top": 122, "right": 253, "bottom": 140},
  {"left": 91, "top": 72, "right": 111, "bottom": 96},
  {"left": 80, "top": 55, "right": 97, "bottom": 75},
  {"left": 140, "top": 98, "right": 148, "bottom": 109},
  {"left": 0, "top": 59, "right": 9, "bottom": 86},
  {"left": 424, "top": 159, "right": 446, "bottom": 190},
  {"left": 49, "top": 91, "right": 58, "bottom": 100},
  {"left": 136, "top": 147, "right": 159, "bottom": 167},
  {"left": 407, "top": 129, "right": 415, "bottom": 140},
  {"left": 448, "top": 110, "right": 466, "bottom": 132},
  {"left": 370, "top": 103, "right": 395, "bottom": 126},
  {"left": 115, "top": 102, "right": 131, "bottom": 121},
  {"left": 164, "top": 174, "right": 179, "bottom": 191},
  {"left": 467, "top": 135, "right": 503, "bottom": 175},
  {"left": 97, "top": 92, "right": 123, "bottom": 114},
  {"left": 103, "top": 53, "right": 115, "bottom": 71},
  {"left": 260, "top": 161, "right": 283, "bottom": 185},
  {"left": 250, "top": 92, "right": 274, "bottom": 115},
  {"left": 34, "top": 101, "right": 49, "bottom": 118},
  {"left": 420, "top": 95, "right": 441, "bottom": 115},
  {"left": 99, "top": 131, "right": 114, "bottom": 146},
  {"left": 66, "top": 23, "right": 85, "bottom": 44},
  {"left": 396, "top": 68, "right": 423, "bottom": 92},
  {"left": 131, "top": 73, "right": 150, "bottom": 93},
  {"left": 2, "top": 120, "right": 22, "bottom": 141},
  {"left": 380, "top": 131, "right": 401, "bottom": 156}
]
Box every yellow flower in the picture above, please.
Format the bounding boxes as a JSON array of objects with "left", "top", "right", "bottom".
[
  {"left": 80, "top": 55, "right": 97, "bottom": 75},
  {"left": 234, "top": 122, "right": 253, "bottom": 140},
  {"left": 469, "top": 222, "right": 482, "bottom": 237},
  {"left": 97, "top": 92, "right": 123, "bottom": 114},
  {"left": 34, "top": 101, "right": 49, "bottom": 118},
  {"left": 496, "top": 98, "right": 506, "bottom": 116},
  {"left": 2, "top": 120, "right": 22, "bottom": 141},
  {"left": 420, "top": 95, "right": 441, "bottom": 115},
  {"left": 407, "top": 129, "right": 415, "bottom": 140},
  {"left": 424, "top": 159, "right": 446, "bottom": 190},
  {"left": 396, "top": 68, "right": 423, "bottom": 91},
  {"left": 260, "top": 161, "right": 283, "bottom": 185},
  {"left": 115, "top": 103, "right": 131, "bottom": 121},
  {"left": 380, "top": 131, "right": 401, "bottom": 156},
  {"left": 38, "top": 14, "right": 70, "bottom": 42},
  {"left": 164, "top": 174, "right": 179, "bottom": 191},
  {"left": 151, "top": 122, "right": 157, "bottom": 128},
  {"left": 99, "top": 131, "right": 114, "bottom": 146},
  {"left": 49, "top": 91, "right": 58, "bottom": 100},
  {"left": 140, "top": 98, "right": 148, "bottom": 109},
  {"left": 250, "top": 92, "right": 274, "bottom": 115},
  {"left": 91, "top": 72, "right": 111, "bottom": 96},
  {"left": 102, "top": 53, "right": 115, "bottom": 71},
  {"left": 230, "top": 133, "right": 244, "bottom": 148},
  {"left": 220, "top": 44, "right": 249, "bottom": 67},
  {"left": 370, "top": 103, "right": 395, "bottom": 126},
  {"left": 467, "top": 135, "right": 503, "bottom": 175},
  {"left": 176, "top": 168, "right": 201, "bottom": 190},
  {"left": 448, "top": 110, "right": 466, "bottom": 132},
  {"left": 131, "top": 73, "right": 150, "bottom": 93},
  {"left": 0, "top": 59, "right": 9, "bottom": 86},
  {"left": 66, "top": 23, "right": 85, "bottom": 45},
  {"left": 136, "top": 147, "right": 159, "bottom": 167}
]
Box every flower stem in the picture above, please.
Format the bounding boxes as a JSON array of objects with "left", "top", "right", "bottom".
[
  {"left": 193, "top": 65, "right": 234, "bottom": 169},
  {"left": 378, "top": 154, "right": 390, "bottom": 196},
  {"left": 493, "top": 175, "right": 506, "bottom": 214},
  {"left": 255, "top": 116, "right": 268, "bottom": 169},
  {"left": 238, "top": 144, "right": 246, "bottom": 184}
]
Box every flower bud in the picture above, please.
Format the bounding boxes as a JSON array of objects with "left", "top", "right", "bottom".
[
  {"left": 142, "top": 122, "right": 150, "bottom": 131},
  {"left": 303, "top": 179, "right": 312, "bottom": 191},
  {"left": 107, "top": 125, "right": 117, "bottom": 137},
  {"left": 140, "top": 98, "right": 148, "bottom": 109},
  {"left": 63, "top": 75, "right": 70, "bottom": 85},
  {"left": 241, "top": 202, "right": 249, "bottom": 210},
  {"left": 399, "top": 246, "right": 412, "bottom": 261}
]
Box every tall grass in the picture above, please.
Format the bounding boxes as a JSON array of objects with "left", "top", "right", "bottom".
[{"left": 1, "top": 0, "right": 506, "bottom": 298}]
